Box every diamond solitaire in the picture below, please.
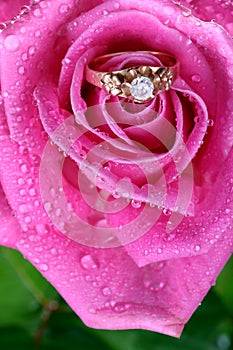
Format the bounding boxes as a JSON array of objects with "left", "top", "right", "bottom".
[{"left": 130, "top": 76, "right": 154, "bottom": 102}]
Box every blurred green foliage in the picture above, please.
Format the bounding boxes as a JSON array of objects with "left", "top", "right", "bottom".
[{"left": 0, "top": 246, "right": 232, "bottom": 350}]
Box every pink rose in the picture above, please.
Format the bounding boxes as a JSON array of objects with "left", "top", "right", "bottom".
[{"left": 0, "top": 0, "right": 232, "bottom": 337}]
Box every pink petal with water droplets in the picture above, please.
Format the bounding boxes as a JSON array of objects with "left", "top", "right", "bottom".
[
  {"left": 181, "top": 0, "right": 233, "bottom": 35},
  {"left": 0, "top": 182, "right": 22, "bottom": 248},
  {"left": 14, "top": 202, "right": 232, "bottom": 337},
  {"left": 117, "top": 147, "right": 233, "bottom": 266},
  {"left": 0, "top": 0, "right": 30, "bottom": 22},
  {"left": 0, "top": 0, "right": 77, "bottom": 153}
]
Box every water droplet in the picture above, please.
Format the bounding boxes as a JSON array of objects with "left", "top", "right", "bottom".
[
  {"left": 29, "top": 187, "right": 37, "bottom": 196},
  {"left": 50, "top": 248, "right": 58, "bottom": 255},
  {"left": 194, "top": 116, "right": 200, "bottom": 123},
  {"left": 102, "top": 287, "right": 112, "bottom": 296},
  {"left": 44, "top": 201, "right": 53, "bottom": 212},
  {"left": 112, "top": 302, "right": 131, "bottom": 313},
  {"left": 20, "top": 26, "right": 26, "bottom": 34},
  {"left": 34, "top": 30, "right": 41, "bottom": 38},
  {"left": 114, "top": 2, "right": 120, "bottom": 9},
  {"left": 21, "top": 52, "right": 28, "bottom": 61},
  {"left": 19, "top": 204, "right": 29, "bottom": 213},
  {"left": 38, "top": 263, "right": 49, "bottom": 271},
  {"left": 19, "top": 189, "right": 26, "bottom": 196},
  {"left": 194, "top": 244, "right": 201, "bottom": 252},
  {"left": 163, "top": 208, "right": 171, "bottom": 215},
  {"left": 150, "top": 281, "right": 165, "bottom": 291},
  {"left": 28, "top": 46, "right": 36, "bottom": 56},
  {"left": 25, "top": 216, "right": 31, "bottom": 223},
  {"left": 102, "top": 10, "right": 109, "bottom": 15},
  {"left": 36, "top": 223, "right": 50, "bottom": 235},
  {"left": 0, "top": 22, "right": 7, "bottom": 33},
  {"left": 4, "top": 35, "right": 20, "bottom": 52},
  {"left": 182, "top": 9, "right": 191, "bottom": 17},
  {"left": 191, "top": 74, "right": 201, "bottom": 83},
  {"left": 2, "top": 91, "right": 8, "bottom": 98},
  {"left": 63, "top": 57, "right": 71, "bottom": 64},
  {"left": 163, "top": 232, "right": 176, "bottom": 241},
  {"left": 207, "top": 119, "right": 214, "bottom": 126},
  {"left": 112, "top": 190, "right": 120, "bottom": 199},
  {"left": 20, "top": 5, "right": 30, "bottom": 15},
  {"left": 20, "top": 164, "right": 29, "bottom": 173},
  {"left": 18, "top": 66, "right": 25, "bottom": 75},
  {"left": 131, "top": 199, "right": 142, "bottom": 208},
  {"left": 39, "top": 1, "right": 48, "bottom": 9},
  {"left": 59, "top": 4, "right": 69, "bottom": 14},
  {"left": 157, "top": 248, "right": 163, "bottom": 254},
  {"left": 33, "top": 8, "right": 42, "bottom": 17},
  {"left": 17, "top": 177, "right": 25, "bottom": 185},
  {"left": 88, "top": 307, "right": 96, "bottom": 314},
  {"left": 80, "top": 255, "right": 99, "bottom": 270}
]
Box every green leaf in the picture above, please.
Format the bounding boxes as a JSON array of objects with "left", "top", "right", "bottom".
[
  {"left": 0, "top": 327, "right": 33, "bottom": 350},
  {"left": 0, "top": 246, "right": 57, "bottom": 329}
]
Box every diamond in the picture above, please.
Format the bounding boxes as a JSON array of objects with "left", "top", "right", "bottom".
[{"left": 130, "top": 76, "right": 154, "bottom": 101}]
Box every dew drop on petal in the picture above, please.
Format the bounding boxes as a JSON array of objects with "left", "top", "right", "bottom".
[
  {"left": 0, "top": 22, "right": 7, "bottom": 33},
  {"left": 21, "top": 53, "right": 28, "bottom": 62},
  {"left": 102, "top": 287, "right": 112, "bottom": 296},
  {"left": 194, "top": 244, "right": 201, "bottom": 252},
  {"left": 34, "top": 30, "right": 41, "bottom": 38},
  {"left": 35, "top": 223, "right": 50, "bottom": 235},
  {"left": 163, "top": 208, "right": 171, "bottom": 215},
  {"left": 19, "top": 204, "right": 29, "bottom": 213},
  {"left": 80, "top": 255, "right": 99, "bottom": 270},
  {"left": 207, "top": 119, "right": 214, "bottom": 126},
  {"left": 112, "top": 302, "right": 131, "bottom": 313},
  {"left": 28, "top": 46, "right": 36, "bottom": 56},
  {"left": 88, "top": 307, "right": 96, "bottom": 314},
  {"left": 33, "top": 8, "right": 42, "bottom": 17},
  {"left": 38, "top": 263, "right": 49, "bottom": 271},
  {"left": 39, "top": 1, "right": 48, "bottom": 9},
  {"left": 20, "top": 164, "right": 29, "bottom": 173},
  {"left": 18, "top": 66, "right": 25, "bottom": 75},
  {"left": 114, "top": 2, "right": 120, "bottom": 9},
  {"left": 131, "top": 199, "right": 142, "bottom": 208},
  {"left": 150, "top": 281, "right": 165, "bottom": 291},
  {"left": 4, "top": 35, "right": 20, "bottom": 51},
  {"left": 191, "top": 74, "right": 201, "bottom": 83},
  {"left": 59, "top": 4, "right": 69, "bottom": 14}
]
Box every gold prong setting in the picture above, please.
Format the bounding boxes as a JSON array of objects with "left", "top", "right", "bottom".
[{"left": 100, "top": 66, "right": 173, "bottom": 103}]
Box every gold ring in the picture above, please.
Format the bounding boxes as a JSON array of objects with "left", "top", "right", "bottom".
[{"left": 85, "top": 51, "right": 179, "bottom": 103}]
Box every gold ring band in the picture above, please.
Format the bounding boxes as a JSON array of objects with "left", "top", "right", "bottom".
[{"left": 85, "top": 51, "right": 179, "bottom": 103}]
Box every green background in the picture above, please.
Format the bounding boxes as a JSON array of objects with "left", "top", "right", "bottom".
[{"left": 0, "top": 246, "right": 232, "bottom": 350}]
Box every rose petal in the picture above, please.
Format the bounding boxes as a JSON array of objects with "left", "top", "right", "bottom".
[
  {"left": 0, "top": 182, "right": 22, "bottom": 248},
  {"left": 116, "top": 146, "right": 233, "bottom": 266},
  {"left": 0, "top": 0, "right": 30, "bottom": 22},
  {"left": 0, "top": 0, "right": 77, "bottom": 152},
  {"left": 14, "top": 204, "right": 232, "bottom": 337},
  {"left": 181, "top": 0, "right": 233, "bottom": 35}
]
